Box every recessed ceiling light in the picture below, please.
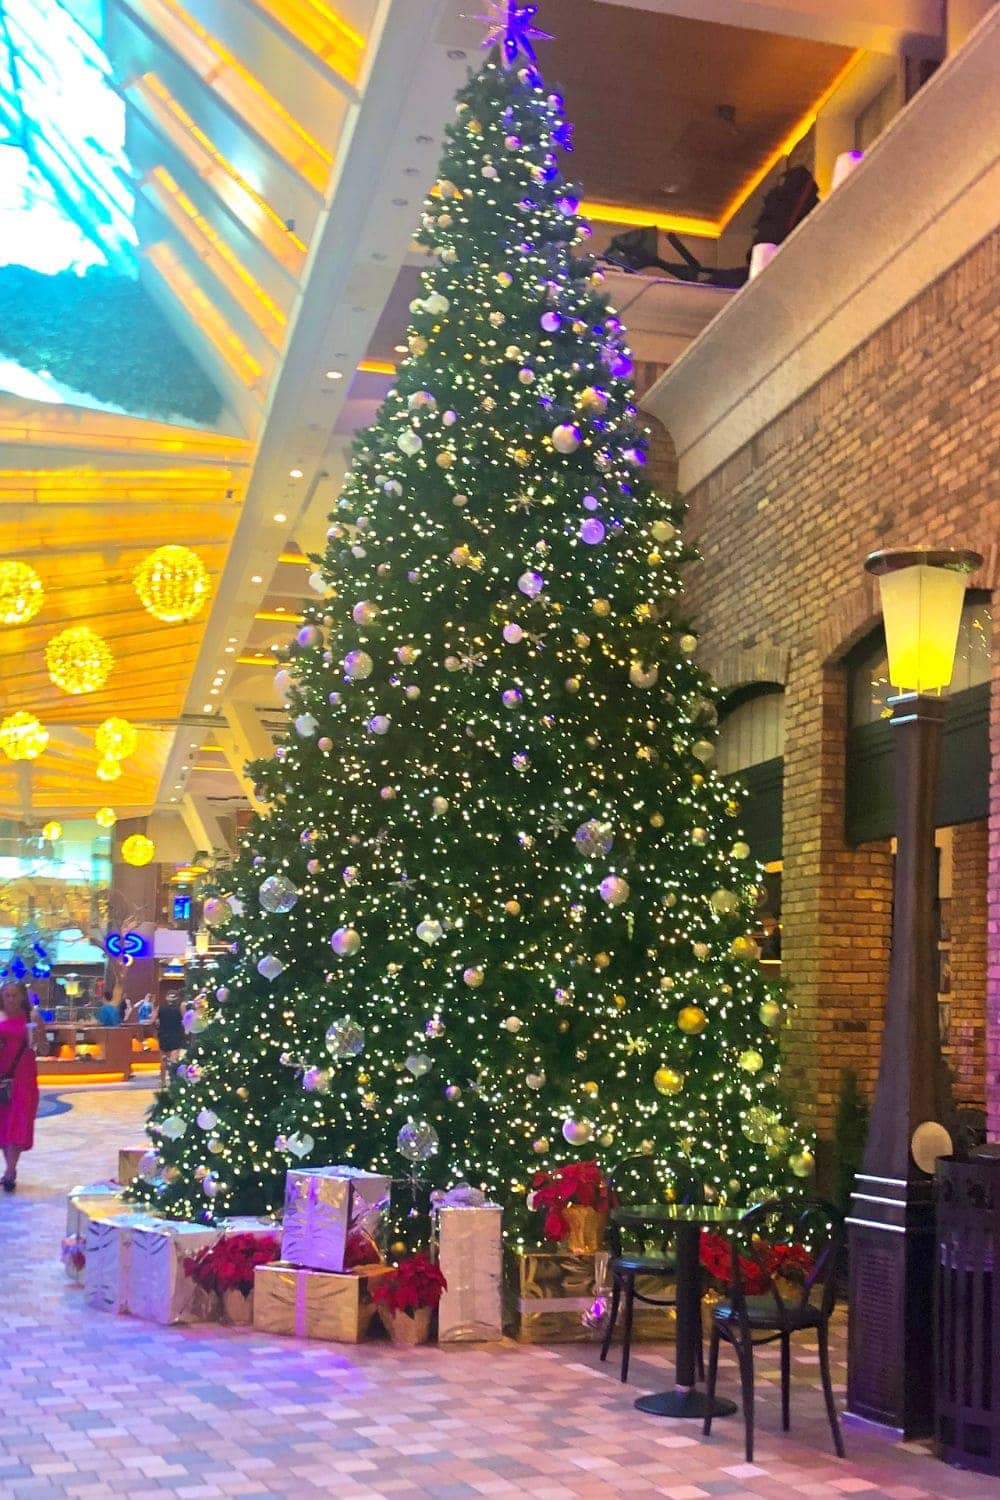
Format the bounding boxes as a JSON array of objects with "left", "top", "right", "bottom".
[
  {"left": 325, "top": 370, "right": 343, "bottom": 380},
  {"left": 289, "top": 468, "right": 303, "bottom": 479},
  {"left": 225, "top": 646, "right": 235, "bottom": 654},
  {"left": 251, "top": 574, "right": 263, "bottom": 584},
  {"left": 210, "top": 688, "right": 220, "bottom": 695},
  {"left": 394, "top": 344, "right": 407, "bottom": 353},
  {"left": 273, "top": 512, "right": 288, "bottom": 524},
  {"left": 203, "top": 704, "right": 213, "bottom": 713}
]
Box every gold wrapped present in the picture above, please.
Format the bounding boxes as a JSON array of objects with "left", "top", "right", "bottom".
[
  {"left": 253, "top": 1261, "right": 394, "bottom": 1342},
  {"left": 117, "top": 1147, "right": 148, "bottom": 1186},
  {"left": 509, "top": 1248, "right": 675, "bottom": 1343}
]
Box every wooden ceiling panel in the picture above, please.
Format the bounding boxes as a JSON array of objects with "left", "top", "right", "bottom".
[{"left": 541, "top": 1, "right": 855, "bottom": 220}]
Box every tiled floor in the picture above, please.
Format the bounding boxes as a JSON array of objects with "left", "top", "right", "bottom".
[{"left": 1, "top": 1086, "right": 997, "bottom": 1499}]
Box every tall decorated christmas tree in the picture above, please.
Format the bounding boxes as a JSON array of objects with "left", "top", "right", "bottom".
[{"left": 135, "top": 2, "right": 811, "bottom": 1230}]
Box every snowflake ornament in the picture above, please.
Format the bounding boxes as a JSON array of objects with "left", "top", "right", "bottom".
[{"left": 476, "top": 1, "right": 552, "bottom": 67}]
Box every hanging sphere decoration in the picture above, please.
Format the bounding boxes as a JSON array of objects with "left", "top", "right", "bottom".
[
  {"left": 94, "top": 717, "right": 138, "bottom": 762},
  {"left": 325, "top": 1016, "right": 365, "bottom": 1060},
  {"left": 96, "top": 758, "right": 122, "bottom": 783},
  {"left": 0, "top": 560, "right": 44, "bottom": 625},
  {"left": 120, "top": 833, "right": 155, "bottom": 867},
  {"left": 0, "top": 711, "right": 49, "bottom": 761},
  {"left": 653, "top": 1066, "right": 684, "bottom": 1096},
  {"left": 397, "top": 1120, "right": 439, "bottom": 1161},
  {"left": 94, "top": 806, "right": 117, "bottom": 829},
  {"left": 41, "top": 820, "right": 62, "bottom": 841},
  {"left": 133, "top": 545, "right": 210, "bottom": 623},
  {"left": 45, "top": 626, "right": 113, "bottom": 694},
  {"left": 259, "top": 875, "right": 299, "bottom": 914}
]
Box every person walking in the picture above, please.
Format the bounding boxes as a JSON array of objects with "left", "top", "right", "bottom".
[
  {"left": 0, "top": 981, "right": 40, "bottom": 1192},
  {"left": 157, "top": 991, "right": 185, "bottom": 1084}
]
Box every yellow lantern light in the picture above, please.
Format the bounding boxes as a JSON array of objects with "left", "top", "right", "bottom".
[
  {"left": 95, "top": 717, "right": 138, "bottom": 761},
  {"left": 121, "top": 833, "right": 156, "bottom": 866},
  {"left": 95, "top": 806, "right": 118, "bottom": 828},
  {"left": 134, "top": 545, "right": 210, "bottom": 623},
  {"left": 41, "top": 820, "right": 63, "bottom": 841},
  {"left": 865, "top": 549, "right": 982, "bottom": 694},
  {"left": 0, "top": 560, "right": 44, "bottom": 625},
  {"left": 96, "top": 758, "right": 122, "bottom": 782},
  {"left": 45, "top": 626, "right": 114, "bottom": 694},
  {"left": 0, "top": 711, "right": 49, "bottom": 761}
]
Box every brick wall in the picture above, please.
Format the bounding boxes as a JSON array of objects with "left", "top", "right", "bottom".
[
  {"left": 663, "top": 230, "right": 1000, "bottom": 1141},
  {"left": 949, "top": 819, "right": 988, "bottom": 1109}
]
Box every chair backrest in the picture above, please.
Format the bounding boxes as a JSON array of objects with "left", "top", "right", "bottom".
[
  {"left": 725, "top": 1196, "right": 845, "bottom": 1331},
  {"left": 606, "top": 1154, "right": 704, "bottom": 1257}
]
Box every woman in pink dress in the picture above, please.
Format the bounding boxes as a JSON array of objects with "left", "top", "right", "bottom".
[{"left": 0, "top": 980, "right": 40, "bottom": 1192}]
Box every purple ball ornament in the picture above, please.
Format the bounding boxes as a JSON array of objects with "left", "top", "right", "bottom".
[
  {"left": 583, "top": 494, "right": 599, "bottom": 511},
  {"left": 580, "top": 519, "right": 606, "bottom": 546},
  {"left": 540, "top": 311, "right": 561, "bottom": 334},
  {"left": 517, "top": 571, "right": 544, "bottom": 599},
  {"left": 501, "top": 688, "right": 522, "bottom": 709},
  {"left": 297, "top": 624, "right": 321, "bottom": 649}
]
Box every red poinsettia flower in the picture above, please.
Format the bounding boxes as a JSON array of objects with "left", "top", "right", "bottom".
[
  {"left": 531, "top": 1160, "right": 609, "bottom": 1240},
  {"left": 184, "top": 1232, "right": 281, "bottom": 1295},
  {"left": 370, "top": 1252, "right": 448, "bottom": 1318}
]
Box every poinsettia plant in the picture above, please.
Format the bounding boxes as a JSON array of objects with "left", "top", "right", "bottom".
[
  {"left": 370, "top": 1252, "right": 447, "bottom": 1318},
  {"left": 700, "top": 1231, "right": 814, "bottom": 1295},
  {"left": 184, "top": 1232, "right": 281, "bottom": 1296},
  {"left": 531, "top": 1160, "right": 610, "bottom": 1242}
]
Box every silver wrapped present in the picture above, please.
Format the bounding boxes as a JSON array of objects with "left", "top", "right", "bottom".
[
  {"left": 83, "top": 1211, "right": 159, "bottom": 1313},
  {"left": 126, "top": 1220, "right": 221, "bottom": 1324},
  {"left": 281, "top": 1166, "right": 390, "bottom": 1273},
  {"left": 63, "top": 1182, "right": 127, "bottom": 1283},
  {"left": 437, "top": 1203, "right": 504, "bottom": 1343}
]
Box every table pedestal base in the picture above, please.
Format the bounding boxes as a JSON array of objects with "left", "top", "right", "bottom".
[{"left": 635, "top": 1388, "right": 737, "bottom": 1419}]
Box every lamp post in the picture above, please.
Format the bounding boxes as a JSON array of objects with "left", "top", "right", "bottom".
[{"left": 847, "top": 547, "right": 982, "bottom": 1437}]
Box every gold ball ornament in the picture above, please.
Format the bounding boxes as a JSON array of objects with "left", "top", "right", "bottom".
[
  {"left": 738, "top": 1049, "right": 764, "bottom": 1073},
  {"left": 582, "top": 1081, "right": 599, "bottom": 1096},
  {"left": 677, "top": 1005, "right": 708, "bottom": 1035},
  {"left": 0, "top": 711, "right": 49, "bottom": 761},
  {"left": 95, "top": 717, "right": 138, "bottom": 762},
  {"left": 134, "top": 545, "right": 210, "bottom": 623},
  {"left": 731, "top": 935, "right": 760, "bottom": 962},
  {"left": 726, "top": 799, "right": 741, "bottom": 816},
  {"left": 679, "top": 633, "right": 698, "bottom": 654},
  {"left": 577, "top": 386, "right": 608, "bottom": 416},
  {"left": 0, "top": 560, "right": 44, "bottom": 624},
  {"left": 463, "top": 966, "right": 485, "bottom": 988},
  {"left": 594, "top": 952, "right": 611, "bottom": 970},
  {"left": 650, "top": 520, "right": 676, "bottom": 543},
  {"left": 592, "top": 598, "right": 611, "bottom": 617},
  {"left": 759, "top": 1000, "right": 782, "bottom": 1028},
  {"left": 94, "top": 806, "right": 117, "bottom": 829},
  {"left": 436, "top": 450, "right": 455, "bottom": 469},
  {"left": 789, "top": 1150, "right": 815, "bottom": 1179},
  {"left": 612, "top": 993, "right": 627, "bottom": 1010},
  {"left": 709, "top": 888, "right": 740, "bottom": 916},
  {"left": 654, "top": 1066, "right": 684, "bottom": 1096},
  {"left": 41, "top": 820, "right": 62, "bottom": 841},
  {"left": 45, "top": 626, "right": 113, "bottom": 694},
  {"left": 691, "top": 827, "right": 709, "bottom": 844},
  {"left": 731, "top": 841, "right": 751, "bottom": 860},
  {"left": 692, "top": 942, "right": 711, "bottom": 961},
  {"left": 532, "top": 1138, "right": 549, "bottom": 1154},
  {"left": 121, "top": 833, "right": 156, "bottom": 867}
]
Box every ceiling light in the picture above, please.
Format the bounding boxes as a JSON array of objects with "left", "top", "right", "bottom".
[
  {"left": 289, "top": 468, "right": 303, "bottom": 479},
  {"left": 394, "top": 344, "right": 407, "bottom": 354},
  {"left": 325, "top": 370, "right": 343, "bottom": 380},
  {"left": 225, "top": 647, "right": 235, "bottom": 654},
  {"left": 273, "top": 513, "right": 288, "bottom": 524},
  {"left": 251, "top": 575, "right": 263, "bottom": 584},
  {"left": 203, "top": 704, "right": 213, "bottom": 713}
]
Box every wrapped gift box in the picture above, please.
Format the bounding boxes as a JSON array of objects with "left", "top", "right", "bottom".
[
  {"left": 281, "top": 1167, "right": 390, "bottom": 1273},
  {"left": 437, "top": 1204, "right": 503, "bottom": 1343},
  {"left": 509, "top": 1249, "right": 675, "bottom": 1343},
  {"left": 126, "top": 1220, "right": 222, "bottom": 1324},
  {"left": 64, "top": 1182, "right": 127, "bottom": 1282},
  {"left": 83, "top": 1212, "right": 159, "bottom": 1313},
  {"left": 253, "top": 1261, "right": 394, "bottom": 1342},
  {"left": 117, "top": 1147, "right": 149, "bottom": 1187}
]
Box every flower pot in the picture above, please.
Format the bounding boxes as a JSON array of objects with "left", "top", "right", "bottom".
[
  {"left": 222, "top": 1287, "right": 254, "bottom": 1326},
  {"left": 381, "top": 1305, "right": 433, "bottom": 1345},
  {"left": 561, "top": 1205, "right": 608, "bottom": 1255}
]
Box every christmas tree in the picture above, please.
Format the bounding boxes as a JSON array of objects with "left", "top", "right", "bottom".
[{"left": 134, "top": 2, "right": 811, "bottom": 1230}]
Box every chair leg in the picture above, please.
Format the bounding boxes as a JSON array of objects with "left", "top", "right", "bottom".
[
  {"left": 736, "top": 1342, "right": 755, "bottom": 1463},
  {"left": 599, "top": 1278, "right": 621, "bottom": 1364},
  {"left": 696, "top": 1324, "right": 705, "bottom": 1382},
  {"left": 780, "top": 1331, "right": 791, "bottom": 1431},
  {"left": 620, "top": 1276, "right": 636, "bottom": 1384},
  {"left": 817, "top": 1322, "right": 846, "bottom": 1459},
  {"left": 702, "top": 1325, "right": 721, "bottom": 1436}
]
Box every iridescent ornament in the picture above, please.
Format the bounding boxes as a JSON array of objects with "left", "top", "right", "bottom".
[
  {"left": 331, "top": 927, "right": 361, "bottom": 958},
  {"left": 259, "top": 875, "right": 299, "bottom": 914},
  {"left": 599, "top": 875, "right": 630, "bottom": 907},
  {"left": 562, "top": 1118, "right": 592, "bottom": 1145},
  {"left": 517, "top": 570, "right": 543, "bottom": 598},
  {"left": 343, "top": 650, "right": 374, "bottom": 680},
  {"left": 405, "top": 1053, "right": 432, "bottom": 1078},
  {"left": 257, "top": 955, "right": 285, "bottom": 981},
  {"left": 397, "top": 1120, "right": 439, "bottom": 1162},
  {"left": 574, "top": 820, "right": 613, "bottom": 858},
  {"left": 202, "top": 897, "right": 231, "bottom": 929},
  {"left": 325, "top": 1016, "right": 365, "bottom": 1059},
  {"left": 551, "top": 423, "right": 581, "bottom": 454},
  {"left": 416, "top": 919, "right": 444, "bottom": 946}
]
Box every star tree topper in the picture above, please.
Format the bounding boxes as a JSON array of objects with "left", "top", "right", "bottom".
[{"left": 477, "top": 0, "right": 552, "bottom": 66}]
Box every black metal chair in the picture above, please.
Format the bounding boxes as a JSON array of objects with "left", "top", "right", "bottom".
[
  {"left": 702, "top": 1196, "right": 846, "bottom": 1462},
  {"left": 599, "top": 1154, "right": 704, "bottom": 1384}
]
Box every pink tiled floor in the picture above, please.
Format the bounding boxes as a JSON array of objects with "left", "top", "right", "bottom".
[{"left": 2, "top": 1085, "right": 998, "bottom": 1498}]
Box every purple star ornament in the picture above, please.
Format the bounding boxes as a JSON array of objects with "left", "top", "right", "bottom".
[{"left": 476, "top": 0, "right": 552, "bottom": 67}]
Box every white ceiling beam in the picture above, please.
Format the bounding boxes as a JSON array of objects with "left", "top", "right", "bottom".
[
  {"left": 216, "top": 703, "right": 273, "bottom": 813},
  {"left": 595, "top": 0, "right": 946, "bottom": 56},
  {"left": 179, "top": 792, "right": 233, "bottom": 859}
]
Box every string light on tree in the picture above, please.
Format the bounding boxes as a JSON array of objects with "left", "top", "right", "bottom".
[{"left": 131, "top": 6, "right": 809, "bottom": 1234}]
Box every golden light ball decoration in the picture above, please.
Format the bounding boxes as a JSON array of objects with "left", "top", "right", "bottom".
[
  {"left": 95, "top": 806, "right": 118, "bottom": 829},
  {"left": 0, "top": 711, "right": 49, "bottom": 761},
  {"left": 96, "top": 758, "right": 122, "bottom": 782},
  {"left": 45, "top": 625, "right": 114, "bottom": 695},
  {"left": 95, "top": 716, "right": 138, "bottom": 761},
  {"left": 134, "top": 545, "right": 210, "bottom": 623},
  {"left": 677, "top": 1005, "right": 708, "bottom": 1036},
  {"left": 0, "top": 560, "right": 44, "bottom": 625},
  {"left": 121, "top": 833, "right": 156, "bottom": 867},
  {"left": 41, "top": 820, "right": 63, "bottom": 841}
]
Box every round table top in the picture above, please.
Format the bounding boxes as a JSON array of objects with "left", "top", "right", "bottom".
[{"left": 611, "top": 1201, "right": 746, "bottom": 1228}]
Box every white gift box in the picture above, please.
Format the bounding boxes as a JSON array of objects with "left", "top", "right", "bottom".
[
  {"left": 437, "top": 1203, "right": 504, "bottom": 1343},
  {"left": 83, "top": 1212, "right": 158, "bottom": 1313},
  {"left": 281, "top": 1166, "right": 390, "bottom": 1273},
  {"left": 63, "top": 1183, "right": 127, "bottom": 1283}
]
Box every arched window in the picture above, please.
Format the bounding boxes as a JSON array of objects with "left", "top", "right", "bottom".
[
  {"left": 846, "top": 592, "right": 992, "bottom": 841},
  {"left": 716, "top": 684, "right": 785, "bottom": 774},
  {"left": 716, "top": 684, "right": 784, "bottom": 864}
]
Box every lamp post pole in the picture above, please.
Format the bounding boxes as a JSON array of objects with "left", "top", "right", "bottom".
[{"left": 846, "top": 548, "right": 981, "bottom": 1438}]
